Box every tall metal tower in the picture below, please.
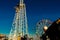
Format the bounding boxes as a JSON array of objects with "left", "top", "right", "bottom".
[{"left": 8, "top": 0, "right": 28, "bottom": 40}]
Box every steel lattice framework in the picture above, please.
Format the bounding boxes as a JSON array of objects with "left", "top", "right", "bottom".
[
  {"left": 8, "top": 0, "right": 28, "bottom": 40},
  {"left": 36, "top": 19, "right": 52, "bottom": 37}
]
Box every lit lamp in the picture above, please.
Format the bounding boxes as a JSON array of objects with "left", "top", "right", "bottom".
[{"left": 43, "top": 26, "right": 48, "bottom": 32}]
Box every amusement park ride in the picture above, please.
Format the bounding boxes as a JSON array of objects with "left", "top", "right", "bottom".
[
  {"left": 36, "top": 19, "right": 52, "bottom": 37},
  {"left": 8, "top": 0, "right": 28, "bottom": 40},
  {"left": 8, "top": 0, "right": 53, "bottom": 40},
  {"left": 0, "top": 0, "right": 60, "bottom": 40}
]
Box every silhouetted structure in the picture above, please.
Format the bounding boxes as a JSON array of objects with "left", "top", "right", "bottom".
[
  {"left": 41, "top": 18, "right": 60, "bottom": 40},
  {"left": 24, "top": 34, "right": 29, "bottom": 40},
  {"left": 21, "top": 37, "right": 24, "bottom": 40}
]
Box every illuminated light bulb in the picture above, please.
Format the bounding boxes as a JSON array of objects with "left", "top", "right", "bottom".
[{"left": 43, "top": 26, "right": 48, "bottom": 32}]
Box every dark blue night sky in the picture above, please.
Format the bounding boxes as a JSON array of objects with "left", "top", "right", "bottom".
[{"left": 0, "top": 0, "right": 60, "bottom": 35}]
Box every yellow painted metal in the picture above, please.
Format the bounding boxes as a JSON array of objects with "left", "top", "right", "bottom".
[{"left": 17, "top": 36, "right": 21, "bottom": 40}]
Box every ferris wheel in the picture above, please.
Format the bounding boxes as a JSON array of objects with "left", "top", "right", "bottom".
[{"left": 36, "top": 19, "right": 52, "bottom": 37}]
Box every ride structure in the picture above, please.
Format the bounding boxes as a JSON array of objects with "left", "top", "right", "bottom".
[
  {"left": 8, "top": 0, "right": 28, "bottom": 40},
  {"left": 36, "top": 19, "right": 52, "bottom": 37}
]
